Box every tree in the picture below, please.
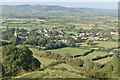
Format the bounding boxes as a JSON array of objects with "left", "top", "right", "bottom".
[
  {"left": 87, "top": 39, "right": 93, "bottom": 45},
  {"left": 2, "top": 45, "right": 41, "bottom": 77},
  {"left": 10, "top": 36, "right": 21, "bottom": 45},
  {"left": 38, "top": 38, "right": 47, "bottom": 47},
  {"left": 56, "top": 41, "right": 64, "bottom": 48},
  {"left": 67, "top": 40, "right": 75, "bottom": 47},
  {"left": 69, "top": 59, "right": 84, "bottom": 67}
]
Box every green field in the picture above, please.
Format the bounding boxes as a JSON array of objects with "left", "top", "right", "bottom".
[
  {"left": 53, "top": 63, "right": 77, "bottom": 71},
  {"left": 81, "top": 41, "right": 118, "bottom": 49},
  {"left": 19, "top": 48, "right": 86, "bottom": 78},
  {"left": 94, "top": 41, "right": 118, "bottom": 49},
  {"left": 48, "top": 47, "right": 90, "bottom": 56},
  {"left": 112, "top": 35, "right": 118, "bottom": 40},
  {"left": 94, "top": 57, "right": 113, "bottom": 64},
  {"left": 33, "top": 54, "right": 56, "bottom": 66},
  {"left": 78, "top": 51, "right": 107, "bottom": 60},
  {"left": 16, "top": 69, "right": 85, "bottom": 78},
  {"left": 68, "top": 23, "right": 93, "bottom": 29},
  {"left": 99, "top": 25, "right": 118, "bottom": 29},
  {"left": 30, "top": 48, "right": 56, "bottom": 66},
  {"left": 65, "top": 31, "right": 76, "bottom": 34}
]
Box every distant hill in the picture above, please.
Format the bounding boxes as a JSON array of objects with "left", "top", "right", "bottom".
[{"left": 1, "top": 5, "right": 117, "bottom": 18}]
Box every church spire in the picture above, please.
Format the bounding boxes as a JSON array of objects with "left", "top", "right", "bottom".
[{"left": 14, "top": 29, "right": 18, "bottom": 37}]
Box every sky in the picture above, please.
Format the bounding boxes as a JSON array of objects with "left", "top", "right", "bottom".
[{"left": 1, "top": 0, "right": 119, "bottom": 2}]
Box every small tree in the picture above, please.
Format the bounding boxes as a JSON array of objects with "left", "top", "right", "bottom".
[{"left": 87, "top": 39, "right": 93, "bottom": 45}]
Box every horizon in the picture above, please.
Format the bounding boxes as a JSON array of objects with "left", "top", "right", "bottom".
[{"left": 1, "top": 2, "right": 118, "bottom": 9}]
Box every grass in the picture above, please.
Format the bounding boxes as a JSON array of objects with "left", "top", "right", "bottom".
[
  {"left": 53, "top": 63, "right": 77, "bottom": 71},
  {"left": 94, "top": 41, "right": 118, "bottom": 49},
  {"left": 112, "top": 35, "right": 118, "bottom": 40},
  {"left": 94, "top": 57, "right": 113, "bottom": 64},
  {"left": 33, "top": 54, "right": 56, "bottom": 66},
  {"left": 48, "top": 47, "right": 90, "bottom": 56},
  {"left": 16, "top": 69, "right": 86, "bottom": 78},
  {"left": 79, "top": 51, "right": 107, "bottom": 60},
  {"left": 30, "top": 48, "right": 56, "bottom": 66},
  {"left": 99, "top": 25, "right": 118, "bottom": 29},
  {"left": 15, "top": 47, "right": 86, "bottom": 78},
  {"left": 68, "top": 23, "right": 93, "bottom": 29},
  {"left": 65, "top": 31, "right": 76, "bottom": 34},
  {"left": 1, "top": 40, "right": 11, "bottom": 43},
  {"left": 40, "top": 24, "right": 57, "bottom": 29},
  {"left": 80, "top": 41, "right": 118, "bottom": 49}
]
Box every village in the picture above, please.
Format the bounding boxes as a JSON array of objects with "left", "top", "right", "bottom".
[
  {"left": 1, "top": 4, "right": 119, "bottom": 79},
  {"left": 10, "top": 25, "right": 119, "bottom": 50}
]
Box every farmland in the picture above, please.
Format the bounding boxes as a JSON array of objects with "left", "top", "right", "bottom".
[
  {"left": 1, "top": 4, "right": 119, "bottom": 79},
  {"left": 78, "top": 51, "right": 107, "bottom": 60},
  {"left": 94, "top": 57, "right": 113, "bottom": 64},
  {"left": 47, "top": 47, "right": 90, "bottom": 56},
  {"left": 80, "top": 41, "right": 118, "bottom": 49},
  {"left": 93, "top": 41, "right": 118, "bottom": 49},
  {"left": 30, "top": 48, "right": 56, "bottom": 66},
  {"left": 17, "top": 69, "right": 86, "bottom": 78}
]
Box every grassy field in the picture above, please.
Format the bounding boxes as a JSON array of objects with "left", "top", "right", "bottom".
[
  {"left": 30, "top": 48, "right": 56, "bottom": 66},
  {"left": 40, "top": 24, "right": 57, "bottom": 29},
  {"left": 94, "top": 57, "right": 113, "bottom": 64},
  {"left": 112, "top": 35, "right": 118, "bottom": 40},
  {"left": 94, "top": 41, "right": 118, "bottom": 49},
  {"left": 33, "top": 54, "right": 56, "bottom": 66},
  {"left": 80, "top": 41, "right": 118, "bottom": 49},
  {"left": 16, "top": 69, "right": 85, "bottom": 78},
  {"left": 78, "top": 51, "right": 107, "bottom": 60},
  {"left": 99, "top": 25, "right": 118, "bottom": 29},
  {"left": 68, "top": 23, "right": 93, "bottom": 29},
  {"left": 53, "top": 63, "right": 77, "bottom": 71},
  {"left": 65, "top": 31, "right": 76, "bottom": 34},
  {"left": 48, "top": 47, "right": 90, "bottom": 56},
  {"left": 17, "top": 48, "right": 86, "bottom": 78}
]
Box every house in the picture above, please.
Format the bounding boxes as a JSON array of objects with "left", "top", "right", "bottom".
[
  {"left": 111, "top": 32, "right": 119, "bottom": 35},
  {"left": 44, "top": 34, "right": 50, "bottom": 37},
  {"left": 79, "top": 33, "right": 85, "bottom": 36},
  {"left": 109, "top": 51, "right": 114, "bottom": 54},
  {"left": 71, "top": 36, "right": 78, "bottom": 40},
  {"left": 62, "top": 39, "right": 69, "bottom": 44},
  {"left": 44, "top": 29, "right": 48, "bottom": 33},
  {"left": 89, "top": 24, "right": 97, "bottom": 27},
  {"left": 54, "top": 35, "right": 63, "bottom": 38},
  {"left": 51, "top": 29, "right": 63, "bottom": 34}
]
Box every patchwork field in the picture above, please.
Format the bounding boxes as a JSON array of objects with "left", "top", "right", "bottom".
[
  {"left": 53, "top": 63, "right": 77, "bottom": 71},
  {"left": 81, "top": 41, "right": 118, "bottom": 49},
  {"left": 30, "top": 48, "right": 56, "bottom": 66},
  {"left": 94, "top": 41, "right": 118, "bottom": 49},
  {"left": 94, "top": 57, "right": 113, "bottom": 64},
  {"left": 33, "top": 54, "right": 56, "bottom": 66},
  {"left": 48, "top": 47, "right": 90, "bottom": 56},
  {"left": 78, "top": 51, "right": 107, "bottom": 60}
]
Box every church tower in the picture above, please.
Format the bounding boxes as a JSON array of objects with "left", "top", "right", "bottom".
[{"left": 14, "top": 29, "right": 18, "bottom": 37}]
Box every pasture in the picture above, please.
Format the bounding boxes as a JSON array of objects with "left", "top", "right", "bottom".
[
  {"left": 80, "top": 41, "right": 118, "bottom": 49},
  {"left": 94, "top": 57, "right": 113, "bottom": 64},
  {"left": 48, "top": 47, "right": 90, "bottom": 56},
  {"left": 30, "top": 48, "right": 56, "bottom": 66},
  {"left": 78, "top": 51, "right": 107, "bottom": 60},
  {"left": 17, "top": 69, "right": 85, "bottom": 78},
  {"left": 94, "top": 41, "right": 118, "bottom": 49}
]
